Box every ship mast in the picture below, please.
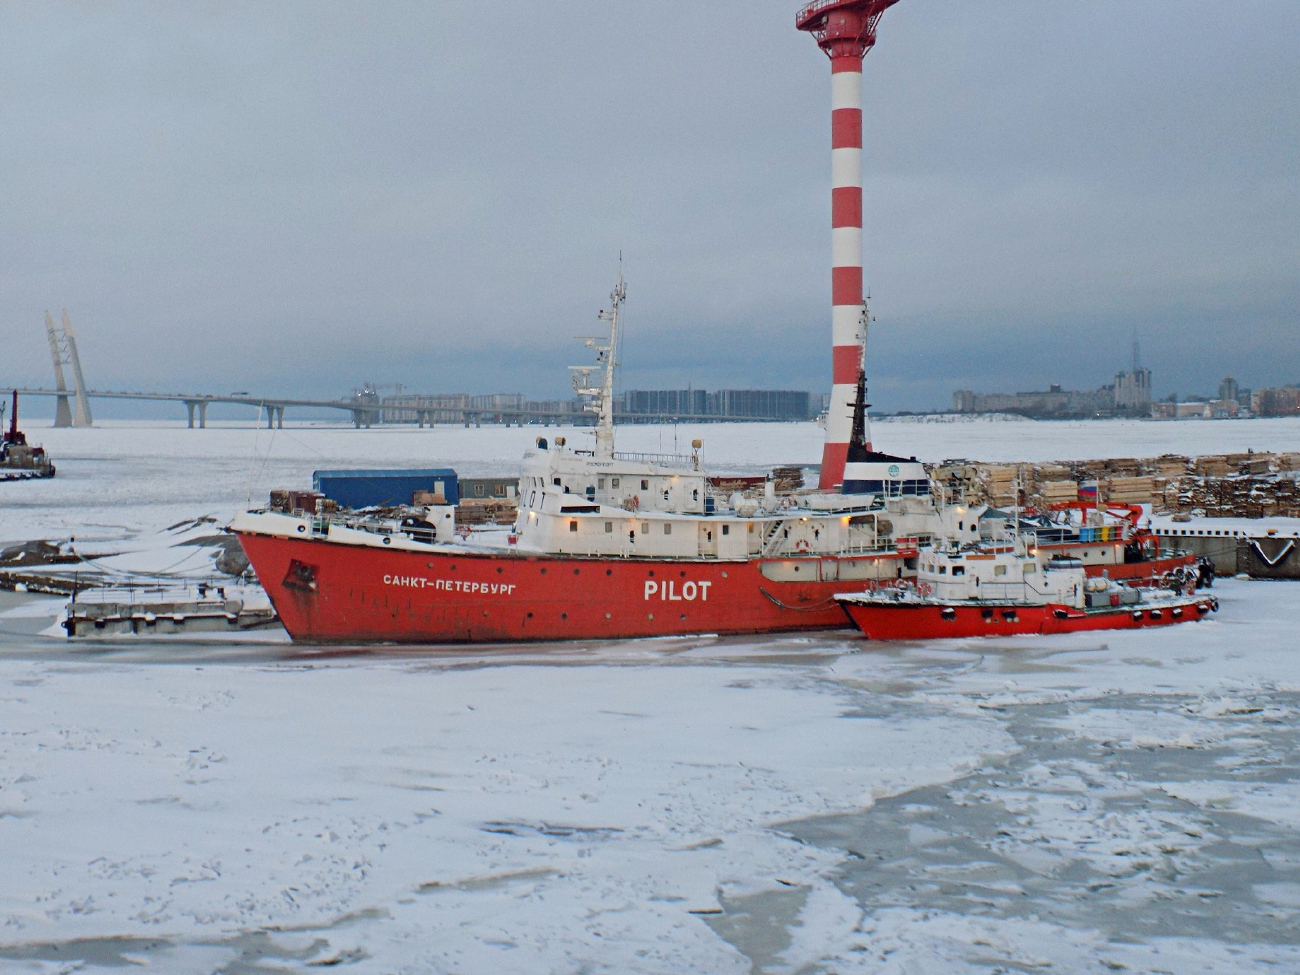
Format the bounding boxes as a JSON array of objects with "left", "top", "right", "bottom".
[
  {"left": 845, "top": 298, "right": 874, "bottom": 462},
  {"left": 570, "top": 264, "right": 626, "bottom": 460}
]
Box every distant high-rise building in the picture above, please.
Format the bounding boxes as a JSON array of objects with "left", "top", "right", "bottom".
[
  {"left": 1114, "top": 368, "right": 1152, "bottom": 411},
  {"left": 709, "top": 390, "right": 814, "bottom": 421},
  {"left": 621, "top": 389, "right": 708, "bottom": 417},
  {"left": 618, "top": 389, "right": 814, "bottom": 421},
  {"left": 1218, "top": 377, "right": 1238, "bottom": 403}
]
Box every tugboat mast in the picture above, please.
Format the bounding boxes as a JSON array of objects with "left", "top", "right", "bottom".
[{"left": 847, "top": 298, "right": 873, "bottom": 456}]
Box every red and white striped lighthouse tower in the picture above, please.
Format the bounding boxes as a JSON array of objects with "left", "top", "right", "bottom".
[{"left": 796, "top": 0, "right": 900, "bottom": 489}]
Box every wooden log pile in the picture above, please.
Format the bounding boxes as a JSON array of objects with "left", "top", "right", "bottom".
[{"left": 928, "top": 448, "right": 1300, "bottom": 518}]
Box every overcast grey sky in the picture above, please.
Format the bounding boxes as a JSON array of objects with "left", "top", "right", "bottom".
[{"left": 1, "top": 0, "right": 1296, "bottom": 413}]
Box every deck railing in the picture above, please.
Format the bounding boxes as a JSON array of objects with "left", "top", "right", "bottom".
[{"left": 612, "top": 450, "right": 697, "bottom": 469}]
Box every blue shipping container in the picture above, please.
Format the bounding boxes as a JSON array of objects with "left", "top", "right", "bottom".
[{"left": 312, "top": 468, "right": 459, "bottom": 509}]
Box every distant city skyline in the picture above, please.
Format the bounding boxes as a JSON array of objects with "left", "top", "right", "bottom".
[{"left": 1, "top": 1, "right": 1296, "bottom": 414}]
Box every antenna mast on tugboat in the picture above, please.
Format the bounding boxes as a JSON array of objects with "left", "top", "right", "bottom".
[
  {"left": 847, "top": 297, "right": 874, "bottom": 455},
  {"left": 570, "top": 260, "right": 626, "bottom": 460}
]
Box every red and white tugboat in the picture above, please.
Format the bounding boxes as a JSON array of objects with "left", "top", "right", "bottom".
[
  {"left": 232, "top": 276, "right": 946, "bottom": 644},
  {"left": 835, "top": 529, "right": 1217, "bottom": 641}
]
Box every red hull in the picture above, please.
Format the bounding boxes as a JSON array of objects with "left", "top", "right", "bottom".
[
  {"left": 839, "top": 597, "right": 1214, "bottom": 641},
  {"left": 236, "top": 532, "right": 900, "bottom": 644},
  {"left": 1083, "top": 553, "right": 1196, "bottom": 584}
]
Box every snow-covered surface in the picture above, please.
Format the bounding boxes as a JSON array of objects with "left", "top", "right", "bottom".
[
  {"left": 2, "top": 419, "right": 1300, "bottom": 972},
  {"left": 0, "top": 582, "right": 1298, "bottom": 972}
]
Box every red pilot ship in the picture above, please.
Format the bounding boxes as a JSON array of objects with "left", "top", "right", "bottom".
[{"left": 233, "top": 275, "right": 943, "bottom": 644}]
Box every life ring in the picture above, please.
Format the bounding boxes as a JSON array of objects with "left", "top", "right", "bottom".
[
  {"left": 795, "top": 538, "right": 811, "bottom": 553},
  {"left": 895, "top": 578, "right": 909, "bottom": 591},
  {"left": 916, "top": 581, "right": 933, "bottom": 597}
]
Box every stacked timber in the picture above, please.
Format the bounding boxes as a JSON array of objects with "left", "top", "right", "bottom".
[
  {"left": 771, "top": 466, "right": 805, "bottom": 493},
  {"left": 1035, "top": 480, "right": 1079, "bottom": 506},
  {"left": 931, "top": 462, "right": 985, "bottom": 504},
  {"left": 456, "top": 499, "right": 518, "bottom": 526},
  {"left": 1101, "top": 475, "right": 1156, "bottom": 505},
  {"left": 1155, "top": 455, "right": 1190, "bottom": 477},
  {"left": 925, "top": 449, "right": 1300, "bottom": 519},
  {"left": 1193, "top": 455, "right": 1233, "bottom": 477},
  {"left": 1158, "top": 472, "right": 1300, "bottom": 519},
  {"left": 983, "top": 466, "right": 1022, "bottom": 507},
  {"left": 1102, "top": 458, "right": 1143, "bottom": 477}
]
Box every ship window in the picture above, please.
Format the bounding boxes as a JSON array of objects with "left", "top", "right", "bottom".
[
  {"left": 553, "top": 478, "right": 561, "bottom": 486},
  {"left": 938, "top": 565, "right": 947, "bottom": 574},
  {"left": 1025, "top": 563, "right": 1037, "bottom": 574},
  {"left": 692, "top": 489, "right": 699, "bottom": 501},
  {"left": 612, "top": 478, "right": 620, "bottom": 488},
  {"left": 952, "top": 566, "right": 965, "bottom": 576},
  {"left": 641, "top": 479, "right": 649, "bottom": 490},
  {"left": 598, "top": 478, "right": 606, "bottom": 489},
  {"left": 958, "top": 521, "right": 963, "bottom": 530},
  {"left": 641, "top": 522, "right": 648, "bottom": 533},
  {"left": 664, "top": 524, "right": 672, "bottom": 536},
  {"left": 569, "top": 520, "right": 578, "bottom": 533},
  {"left": 994, "top": 565, "right": 1007, "bottom": 576},
  {"left": 604, "top": 521, "right": 613, "bottom": 533},
  {"left": 722, "top": 524, "right": 730, "bottom": 536}
]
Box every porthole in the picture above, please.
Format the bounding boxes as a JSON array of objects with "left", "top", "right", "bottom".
[{"left": 605, "top": 612, "right": 611, "bottom": 619}]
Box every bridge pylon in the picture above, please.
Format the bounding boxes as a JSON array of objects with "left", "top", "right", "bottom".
[{"left": 44, "top": 309, "right": 94, "bottom": 427}]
